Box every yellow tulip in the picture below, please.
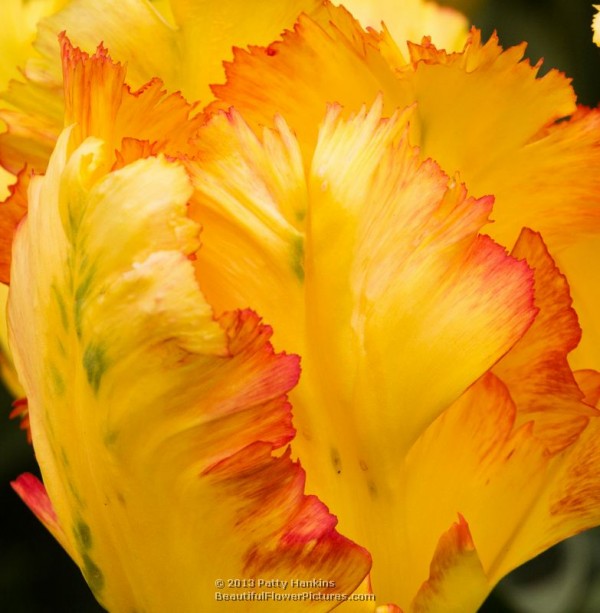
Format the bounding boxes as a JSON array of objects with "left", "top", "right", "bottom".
[{"left": 2, "top": 1, "right": 600, "bottom": 611}]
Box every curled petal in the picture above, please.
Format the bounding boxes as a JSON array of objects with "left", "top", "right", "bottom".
[
  {"left": 8, "top": 128, "right": 370, "bottom": 610},
  {"left": 399, "top": 229, "right": 600, "bottom": 589},
  {"left": 406, "top": 372, "right": 600, "bottom": 593},
  {"left": 400, "top": 231, "right": 600, "bottom": 588}
]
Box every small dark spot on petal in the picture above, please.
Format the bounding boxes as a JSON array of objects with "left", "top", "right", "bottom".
[
  {"left": 330, "top": 447, "right": 342, "bottom": 475},
  {"left": 367, "top": 480, "right": 378, "bottom": 498}
]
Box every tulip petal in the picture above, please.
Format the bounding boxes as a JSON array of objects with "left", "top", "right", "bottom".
[
  {"left": 555, "top": 235, "right": 600, "bottom": 371},
  {"left": 188, "top": 97, "right": 536, "bottom": 450},
  {"left": 8, "top": 128, "right": 370, "bottom": 610},
  {"left": 493, "top": 229, "right": 597, "bottom": 453},
  {"left": 0, "top": 0, "right": 321, "bottom": 175},
  {"left": 167, "top": 0, "right": 321, "bottom": 101},
  {"left": 410, "top": 516, "right": 489, "bottom": 613},
  {"left": 210, "top": 3, "right": 413, "bottom": 158},
  {"left": 185, "top": 108, "right": 307, "bottom": 337},
  {"left": 305, "top": 98, "right": 535, "bottom": 454},
  {"left": 61, "top": 34, "right": 205, "bottom": 161},
  {"left": 340, "top": 0, "right": 468, "bottom": 54},
  {"left": 213, "top": 16, "right": 600, "bottom": 372},
  {"left": 11, "top": 472, "right": 73, "bottom": 558},
  {"left": 401, "top": 228, "right": 600, "bottom": 595},
  {"left": 1, "top": 33, "right": 204, "bottom": 176},
  {"left": 408, "top": 30, "right": 575, "bottom": 190},
  {"left": 408, "top": 35, "right": 600, "bottom": 368},
  {"left": 0, "top": 32, "right": 205, "bottom": 283},
  {"left": 0, "top": 0, "right": 66, "bottom": 92},
  {"left": 403, "top": 373, "right": 544, "bottom": 595},
  {"left": 0, "top": 167, "right": 28, "bottom": 283},
  {"left": 466, "top": 107, "right": 600, "bottom": 251},
  {"left": 402, "top": 371, "right": 600, "bottom": 597},
  {"left": 185, "top": 97, "right": 536, "bottom": 607}
]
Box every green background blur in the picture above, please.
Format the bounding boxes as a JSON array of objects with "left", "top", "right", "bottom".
[{"left": 2, "top": 0, "right": 600, "bottom": 611}]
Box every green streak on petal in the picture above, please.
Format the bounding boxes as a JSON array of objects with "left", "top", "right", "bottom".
[
  {"left": 60, "top": 447, "right": 70, "bottom": 468},
  {"left": 66, "top": 477, "right": 84, "bottom": 508},
  {"left": 49, "top": 362, "right": 65, "bottom": 396},
  {"left": 104, "top": 429, "right": 119, "bottom": 448},
  {"left": 73, "top": 267, "right": 96, "bottom": 339},
  {"left": 73, "top": 518, "right": 93, "bottom": 550},
  {"left": 82, "top": 553, "right": 105, "bottom": 597},
  {"left": 82, "top": 342, "right": 108, "bottom": 394},
  {"left": 291, "top": 235, "right": 304, "bottom": 282},
  {"left": 51, "top": 282, "right": 69, "bottom": 331},
  {"left": 56, "top": 338, "right": 67, "bottom": 359}
]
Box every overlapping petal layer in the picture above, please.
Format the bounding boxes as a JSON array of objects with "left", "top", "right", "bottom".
[
  {"left": 185, "top": 96, "right": 537, "bottom": 607},
  {"left": 209, "top": 4, "right": 413, "bottom": 158},
  {"left": 3, "top": 2, "right": 600, "bottom": 612},
  {"left": 8, "top": 125, "right": 370, "bottom": 610},
  {"left": 0, "top": 34, "right": 205, "bottom": 279},
  {"left": 493, "top": 230, "right": 597, "bottom": 453},
  {"left": 0, "top": 0, "right": 322, "bottom": 176},
  {"left": 403, "top": 231, "right": 600, "bottom": 609},
  {"left": 210, "top": 4, "right": 600, "bottom": 372},
  {"left": 405, "top": 37, "right": 600, "bottom": 369}
]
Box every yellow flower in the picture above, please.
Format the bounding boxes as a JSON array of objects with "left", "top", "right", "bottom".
[{"left": 3, "top": 1, "right": 600, "bottom": 612}]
